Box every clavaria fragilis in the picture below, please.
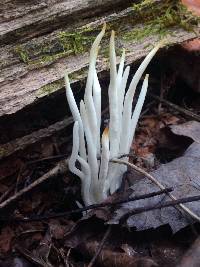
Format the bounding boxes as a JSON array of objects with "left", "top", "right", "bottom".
[{"left": 65, "top": 24, "right": 161, "bottom": 205}]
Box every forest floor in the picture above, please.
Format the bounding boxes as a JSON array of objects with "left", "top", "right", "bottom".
[{"left": 0, "top": 37, "right": 200, "bottom": 267}]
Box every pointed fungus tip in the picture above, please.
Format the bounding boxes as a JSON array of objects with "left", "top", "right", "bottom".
[
  {"left": 80, "top": 99, "right": 84, "bottom": 106},
  {"left": 64, "top": 72, "right": 70, "bottom": 85},
  {"left": 102, "top": 127, "right": 109, "bottom": 138},
  {"left": 156, "top": 38, "right": 167, "bottom": 49},
  {"left": 102, "top": 22, "right": 106, "bottom": 32},
  {"left": 121, "top": 48, "right": 126, "bottom": 59},
  {"left": 145, "top": 74, "right": 149, "bottom": 79},
  {"left": 111, "top": 30, "right": 115, "bottom": 38},
  {"left": 64, "top": 71, "right": 68, "bottom": 78}
]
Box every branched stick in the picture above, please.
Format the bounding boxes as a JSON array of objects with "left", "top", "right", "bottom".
[
  {"left": 112, "top": 159, "right": 200, "bottom": 222},
  {"left": 149, "top": 93, "right": 200, "bottom": 122},
  {"left": 119, "top": 195, "right": 200, "bottom": 224},
  {"left": 0, "top": 160, "right": 68, "bottom": 210},
  {"left": 0, "top": 188, "right": 173, "bottom": 222}
]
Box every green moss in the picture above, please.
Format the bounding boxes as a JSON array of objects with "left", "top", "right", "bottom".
[
  {"left": 58, "top": 29, "right": 96, "bottom": 55},
  {"left": 68, "top": 67, "right": 88, "bottom": 81},
  {"left": 14, "top": 0, "right": 199, "bottom": 69},
  {"left": 14, "top": 26, "right": 99, "bottom": 66},
  {"left": 123, "top": 0, "right": 199, "bottom": 41},
  {"left": 15, "top": 45, "right": 30, "bottom": 63},
  {"left": 37, "top": 79, "right": 64, "bottom": 97}
]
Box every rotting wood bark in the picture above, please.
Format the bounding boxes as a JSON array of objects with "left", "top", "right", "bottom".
[
  {"left": 0, "top": 0, "right": 133, "bottom": 45},
  {"left": 0, "top": 0, "right": 199, "bottom": 117}
]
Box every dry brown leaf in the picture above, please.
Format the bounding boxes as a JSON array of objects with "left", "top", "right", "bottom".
[
  {"left": 182, "top": 0, "right": 200, "bottom": 16},
  {"left": 170, "top": 121, "right": 200, "bottom": 143},
  {"left": 81, "top": 241, "right": 158, "bottom": 267},
  {"left": 182, "top": 39, "right": 200, "bottom": 51},
  {"left": 110, "top": 142, "right": 200, "bottom": 232},
  {"left": 0, "top": 227, "right": 15, "bottom": 254},
  {"left": 150, "top": 240, "right": 185, "bottom": 267}
]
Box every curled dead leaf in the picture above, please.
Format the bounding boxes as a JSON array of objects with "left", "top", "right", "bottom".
[{"left": 182, "top": 0, "right": 200, "bottom": 16}]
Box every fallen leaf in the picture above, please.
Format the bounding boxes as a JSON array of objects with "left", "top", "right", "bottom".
[
  {"left": 80, "top": 241, "right": 158, "bottom": 267},
  {"left": 49, "top": 219, "right": 69, "bottom": 240},
  {"left": 182, "top": 39, "right": 200, "bottom": 51},
  {"left": 182, "top": 0, "right": 200, "bottom": 16},
  {"left": 0, "top": 257, "right": 33, "bottom": 267},
  {"left": 170, "top": 121, "right": 200, "bottom": 143},
  {"left": 0, "top": 227, "right": 15, "bottom": 253},
  {"left": 150, "top": 240, "right": 185, "bottom": 267},
  {"left": 110, "top": 142, "right": 200, "bottom": 233},
  {"left": 133, "top": 114, "right": 178, "bottom": 165}
]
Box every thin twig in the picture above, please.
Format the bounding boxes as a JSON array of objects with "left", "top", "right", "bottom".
[
  {"left": 149, "top": 93, "right": 200, "bottom": 122},
  {"left": 0, "top": 184, "right": 15, "bottom": 203},
  {"left": 112, "top": 159, "right": 200, "bottom": 222},
  {"left": 27, "top": 154, "right": 68, "bottom": 165},
  {"left": 1, "top": 188, "right": 173, "bottom": 222},
  {"left": 87, "top": 225, "right": 111, "bottom": 267},
  {"left": 119, "top": 194, "right": 200, "bottom": 224},
  {"left": 0, "top": 160, "right": 68, "bottom": 210}
]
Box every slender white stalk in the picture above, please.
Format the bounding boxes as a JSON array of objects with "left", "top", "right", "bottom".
[
  {"left": 68, "top": 122, "right": 84, "bottom": 180},
  {"left": 99, "top": 127, "right": 110, "bottom": 199},
  {"left": 110, "top": 75, "right": 149, "bottom": 193},
  {"left": 128, "top": 44, "right": 161, "bottom": 95},
  {"left": 93, "top": 70, "right": 101, "bottom": 156},
  {"left": 117, "top": 49, "right": 126, "bottom": 137},
  {"left": 80, "top": 100, "right": 100, "bottom": 203},
  {"left": 66, "top": 24, "right": 161, "bottom": 205},
  {"left": 111, "top": 67, "right": 130, "bottom": 194},
  {"left": 108, "top": 31, "right": 119, "bottom": 158},
  {"left": 117, "top": 49, "right": 125, "bottom": 93},
  {"left": 118, "top": 65, "right": 130, "bottom": 146},
  {"left": 128, "top": 74, "right": 149, "bottom": 149},
  {"left": 69, "top": 121, "right": 93, "bottom": 205},
  {"left": 120, "top": 44, "right": 161, "bottom": 155},
  {"left": 84, "top": 24, "right": 106, "bottom": 155},
  {"left": 65, "top": 73, "right": 86, "bottom": 161}
]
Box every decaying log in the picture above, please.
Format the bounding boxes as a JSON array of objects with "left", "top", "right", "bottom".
[{"left": 0, "top": 0, "right": 199, "bottom": 117}]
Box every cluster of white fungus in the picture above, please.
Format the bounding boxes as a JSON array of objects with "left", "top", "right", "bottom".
[{"left": 65, "top": 24, "right": 161, "bottom": 205}]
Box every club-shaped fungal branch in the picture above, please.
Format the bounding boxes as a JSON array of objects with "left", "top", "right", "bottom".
[{"left": 65, "top": 24, "right": 161, "bottom": 205}]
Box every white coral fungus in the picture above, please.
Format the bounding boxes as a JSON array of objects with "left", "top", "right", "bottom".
[{"left": 65, "top": 24, "right": 161, "bottom": 205}]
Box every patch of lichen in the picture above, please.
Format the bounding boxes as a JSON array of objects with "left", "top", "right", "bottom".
[{"left": 123, "top": 0, "right": 199, "bottom": 41}]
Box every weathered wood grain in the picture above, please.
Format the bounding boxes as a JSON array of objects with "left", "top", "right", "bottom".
[{"left": 0, "top": 0, "right": 199, "bottom": 118}]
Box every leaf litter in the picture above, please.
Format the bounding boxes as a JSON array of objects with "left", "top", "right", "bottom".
[
  {"left": 0, "top": 42, "right": 200, "bottom": 266},
  {"left": 110, "top": 122, "right": 200, "bottom": 232}
]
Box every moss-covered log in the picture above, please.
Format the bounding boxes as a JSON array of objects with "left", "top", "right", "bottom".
[{"left": 0, "top": 0, "right": 199, "bottom": 117}]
